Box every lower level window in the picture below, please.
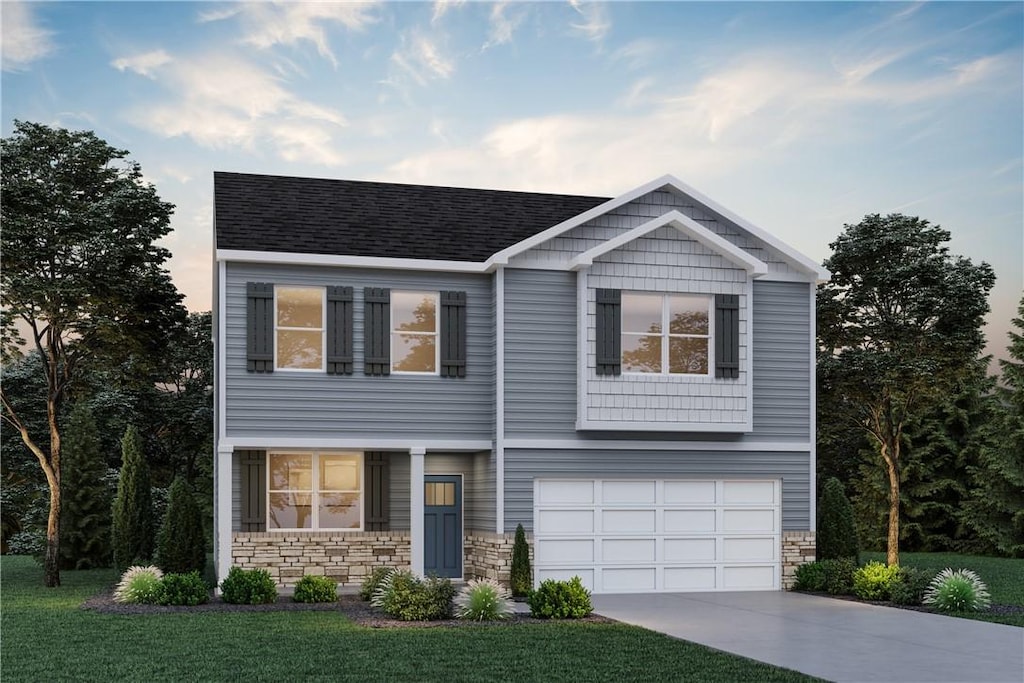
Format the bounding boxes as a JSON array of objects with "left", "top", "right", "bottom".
[{"left": 268, "top": 451, "right": 362, "bottom": 530}]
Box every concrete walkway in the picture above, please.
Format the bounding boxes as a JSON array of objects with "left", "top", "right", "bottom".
[{"left": 592, "top": 591, "right": 1024, "bottom": 683}]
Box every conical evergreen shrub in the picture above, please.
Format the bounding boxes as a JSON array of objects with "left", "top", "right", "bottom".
[
  {"left": 156, "top": 476, "right": 207, "bottom": 574},
  {"left": 510, "top": 523, "right": 532, "bottom": 597},
  {"left": 60, "top": 402, "right": 112, "bottom": 569},
  {"left": 112, "top": 425, "right": 154, "bottom": 570},
  {"left": 817, "top": 477, "right": 860, "bottom": 562}
]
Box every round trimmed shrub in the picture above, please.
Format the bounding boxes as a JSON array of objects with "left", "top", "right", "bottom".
[
  {"left": 792, "top": 561, "right": 826, "bottom": 592},
  {"left": 889, "top": 567, "right": 935, "bottom": 606},
  {"left": 528, "top": 576, "right": 592, "bottom": 619},
  {"left": 455, "top": 578, "right": 514, "bottom": 621},
  {"left": 371, "top": 570, "right": 455, "bottom": 620},
  {"left": 220, "top": 567, "right": 277, "bottom": 605},
  {"left": 113, "top": 565, "right": 164, "bottom": 604},
  {"left": 293, "top": 575, "right": 338, "bottom": 603},
  {"left": 820, "top": 558, "right": 857, "bottom": 595},
  {"left": 158, "top": 571, "right": 210, "bottom": 606},
  {"left": 852, "top": 561, "right": 901, "bottom": 601},
  {"left": 923, "top": 568, "right": 991, "bottom": 612}
]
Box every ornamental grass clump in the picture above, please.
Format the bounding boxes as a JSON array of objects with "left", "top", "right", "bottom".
[
  {"left": 923, "top": 568, "right": 991, "bottom": 612},
  {"left": 371, "top": 569, "right": 455, "bottom": 621},
  {"left": 113, "top": 565, "right": 164, "bottom": 604},
  {"left": 455, "top": 578, "right": 514, "bottom": 621}
]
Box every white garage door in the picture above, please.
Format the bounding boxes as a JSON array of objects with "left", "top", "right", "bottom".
[{"left": 533, "top": 479, "right": 781, "bottom": 593}]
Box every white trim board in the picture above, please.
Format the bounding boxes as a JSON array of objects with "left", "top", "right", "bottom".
[
  {"left": 222, "top": 437, "right": 492, "bottom": 452},
  {"left": 504, "top": 439, "right": 812, "bottom": 452},
  {"left": 217, "top": 249, "right": 489, "bottom": 273},
  {"left": 576, "top": 419, "right": 754, "bottom": 433}
]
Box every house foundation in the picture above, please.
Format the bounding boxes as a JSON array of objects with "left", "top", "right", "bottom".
[{"left": 781, "top": 531, "right": 817, "bottom": 588}]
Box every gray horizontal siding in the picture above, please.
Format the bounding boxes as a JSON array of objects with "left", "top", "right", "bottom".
[
  {"left": 751, "top": 281, "right": 811, "bottom": 440},
  {"left": 504, "top": 448, "right": 811, "bottom": 533},
  {"left": 389, "top": 452, "right": 410, "bottom": 530},
  {"left": 388, "top": 451, "right": 494, "bottom": 532},
  {"left": 473, "top": 451, "right": 496, "bottom": 532},
  {"left": 224, "top": 263, "right": 494, "bottom": 440}
]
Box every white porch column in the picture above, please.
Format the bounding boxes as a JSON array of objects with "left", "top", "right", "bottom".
[
  {"left": 409, "top": 447, "right": 426, "bottom": 577},
  {"left": 215, "top": 443, "right": 234, "bottom": 587}
]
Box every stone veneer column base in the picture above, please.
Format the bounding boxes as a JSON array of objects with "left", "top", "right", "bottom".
[
  {"left": 232, "top": 531, "right": 411, "bottom": 588},
  {"left": 781, "top": 531, "right": 816, "bottom": 589},
  {"left": 464, "top": 530, "right": 533, "bottom": 587}
]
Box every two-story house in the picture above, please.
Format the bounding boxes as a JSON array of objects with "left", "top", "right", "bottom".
[{"left": 213, "top": 172, "right": 828, "bottom": 594}]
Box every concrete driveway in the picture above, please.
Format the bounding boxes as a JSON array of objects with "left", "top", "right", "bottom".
[{"left": 592, "top": 591, "right": 1024, "bottom": 683}]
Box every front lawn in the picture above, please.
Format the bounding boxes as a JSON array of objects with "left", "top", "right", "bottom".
[
  {"left": 862, "top": 551, "right": 1024, "bottom": 627},
  {"left": 0, "top": 557, "right": 820, "bottom": 682}
]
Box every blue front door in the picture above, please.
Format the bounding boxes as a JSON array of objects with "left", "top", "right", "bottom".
[{"left": 424, "top": 475, "right": 462, "bottom": 578}]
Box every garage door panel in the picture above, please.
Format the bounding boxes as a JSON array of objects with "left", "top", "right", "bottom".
[
  {"left": 664, "top": 509, "right": 716, "bottom": 533},
  {"left": 602, "top": 539, "right": 656, "bottom": 563},
  {"left": 664, "top": 566, "right": 717, "bottom": 591},
  {"left": 723, "top": 565, "right": 775, "bottom": 589},
  {"left": 723, "top": 480, "right": 776, "bottom": 505},
  {"left": 602, "top": 509, "right": 656, "bottom": 533},
  {"left": 664, "top": 538, "right": 717, "bottom": 562},
  {"left": 537, "top": 509, "right": 593, "bottom": 534},
  {"left": 538, "top": 480, "right": 593, "bottom": 504},
  {"left": 603, "top": 568, "right": 656, "bottom": 592},
  {"left": 602, "top": 480, "right": 656, "bottom": 504},
  {"left": 723, "top": 537, "right": 775, "bottom": 562},
  {"left": 723, "top": 508, "right": 775, "bottom": 532},
  {"left": 664, "top": 480, "right": 716, "bottom": 504},
  {"left": 537, "top": 539, "right": 594, "bottom": 563}
]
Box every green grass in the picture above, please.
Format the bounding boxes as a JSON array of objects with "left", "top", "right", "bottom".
[
  {"left": 863, "top": 551, "right": 1024, "bottom": 627},
  {"left": 1, "top": 557, "right": 819, "bottom": 682}
]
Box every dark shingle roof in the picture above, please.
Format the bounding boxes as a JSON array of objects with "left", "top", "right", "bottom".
[{"left": 214, "top": 172, "right": 610, "bottom": 261}]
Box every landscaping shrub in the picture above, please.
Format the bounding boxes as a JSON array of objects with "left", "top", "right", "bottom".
[
  {"left": 792, "top": 561, "right": 826, "bottom": 592},
  {"left": 111, "top": 426, "right": 154, "bottom": 571},
  {"left": 510, "top": 523, "right": 532, "bottom": 597},
  {"left": 293, "top": 575, "right": 338, "bottom": 603},
  {"left": 889, "top": 566, "right": 935, "bottom": 606},
  {"left": 923, "top": 568, "right": 991, "bottom": 612},
  {"left": 817, "top": 477, "right": 859, "bottom": 563},
  {"left": 113, "top": 565, "right": 164, "bottom": 604},
  {"left": 852, "top": 561, "right": 901, "bottom": 601},
  {"left": 219, "top": 567, "right": 277, "bottom": 605},
  {"left": 455, "top": 578, "right": 514, "bottom": 621},
  {"left": 156, "top": 476, "right": 206, "bottom": 575},
  {"left": 60, "top": 401, "right": 112, "bottom": 570},
  {"left": 360, "top": 566, "right": 394, "bottom": 601},
  {"left": 820, "top": 558, "right": 857, "bottom": 595},
  {"left": 371, "top": 569, "right": 455, "bottom": 620},
  {"left": 158, "top": 571, "right": 209, "bottom": 606},
  {"left": 528, "top": 576, "right": 592, "bottom": 619}
]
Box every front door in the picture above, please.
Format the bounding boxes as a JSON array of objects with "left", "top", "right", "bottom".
[{"left": 424, "top": 475, "right": 462, "bottom": 578}]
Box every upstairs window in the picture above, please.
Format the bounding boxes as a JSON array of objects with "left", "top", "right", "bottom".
[
  {"left": 391, "top": 291, "right": 438, "bottom": 373},
  {"left": 276, "top": 286, "right": 325, "bottom": 371},
  {"left": 621, "top": 293, "right": 711, "bottom": 375}
]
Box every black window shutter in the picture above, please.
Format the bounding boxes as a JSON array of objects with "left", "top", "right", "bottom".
[
  {"left": 364, "top": 288, "right": 391, "bottom": 376},
  {"left": 440, "top": 291, "right": 467, "bottom": 378},
  {"left": 364, "top": 452, "right": 390, "bottom": 531},
  {"left": 326, "top": 286, "right": 354, "bottom": 375},
  {"left": 246, "top": 283, "right": 274, "bottom": 373},
  {"left": 239, "top": 450, "right": 266, "bottom": 532},
  {"left": 595, "top": 288, "right": 622, "bottom": 376},
  {"left": 715, "top": 294, "right": 740, "bottom": 379}
]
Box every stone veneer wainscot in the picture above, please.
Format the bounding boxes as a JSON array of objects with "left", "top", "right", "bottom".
[{"left": 781, "top": 531, "right": 816, "bottom": 589}]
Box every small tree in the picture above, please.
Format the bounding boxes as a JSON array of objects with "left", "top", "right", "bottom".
[
  {"left": 510, "top": 523, "right": 531, "bottom": 597},
  {"left": 111, "top": 426, "right": 154, "bottom": 570},
  {"left": 156, "top": 476, "right": 206, "bottom": 574},
  {"left": 59, "top": 402, "right": 112, "bottom": 569},
  {"left": 817, "top": 477, "right": 859, "bottom": 562}
]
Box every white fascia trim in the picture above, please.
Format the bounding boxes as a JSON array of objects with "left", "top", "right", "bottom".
[
  {"left": 567, "top": 210, "right": 769, "bottom": 275},
  {"left": 223, "top": 437, "right": 492, "bottom": 451},
  {"left": 495, "top": 266, "right": 505, "bottom": 535},
  {"left": 754, "top": 271, "right": 818, "bottom": 283},
  {"left": 575, "top": 419, "right": 753, "bottom": 433},
  {"left": 217, "top": 261, "right": 227, "bottom": 444},
  {"left": 808, "top": 284, "right": 818, "bottom": 532},
  {"left": 505, "top": 439, "right": 812, "bottom": 452},
  {"left": 217, "top": 249, "right": 489, "bottom": 274},
  {"left": 658, "top": 175, "right": 831, "bottom": 282},
  {"left": 487, "top": 175, "right": 677, "bottom": 266}
]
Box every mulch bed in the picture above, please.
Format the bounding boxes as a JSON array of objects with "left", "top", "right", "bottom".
[
  {"left": 81, "top": 589, "right": 617, "bottom": 627},
  {"left": 795, "top": 591, "right": 1024, "bottom": 617}
]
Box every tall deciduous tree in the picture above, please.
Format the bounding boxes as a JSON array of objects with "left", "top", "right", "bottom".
[
  {"left": 112, "top": 426, "right": 154, "bottom": 570},
  {"left": 964, "top": 298, "right": 1024, "bottom": 557},
  {"left": 0, "top": 121, "right": 185, "bottom": 586},
  {"left": 817, "top": 213, "right": 994, "bottom": 566}
]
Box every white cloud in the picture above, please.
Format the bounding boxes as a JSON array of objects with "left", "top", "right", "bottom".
[
  {"left": 569, "top": 1, "right": 610, "bottom": 44},
  {"left": 111, "top": 49, "right": 173, "bottom": 78},
  {"left": 391, "top": 32, "right": 454, "bottom": 86},
  {"left": 483, "top": 2, "right": 525, "bottom": 50},
  {"left": 610, "top": 39, "right": 660, "bottom": 69},
  {"left": 2, "top": 2, "right": 56, "bottom": 72},
  {"left": 431, "top": 0, "right": 465, "bottom": 25}
]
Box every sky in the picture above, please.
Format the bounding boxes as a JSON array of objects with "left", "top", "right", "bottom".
[{"left": 2, "top": 1, "right": 1022, "bottom": 365}]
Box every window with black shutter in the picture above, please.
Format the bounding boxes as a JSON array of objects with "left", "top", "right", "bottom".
[
  {"left": 596, "top": 288, "right": 622, "bottom": 376},
  {"left": 440, "top": 291, "right": 467, "bottom": 378}
]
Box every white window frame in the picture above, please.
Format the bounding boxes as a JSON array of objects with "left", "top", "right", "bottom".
[
  {"left": 274, "top": 286, "right": 326, "bottom": 372},
  {"left": 267, "top": 450, "right": 364, "bottom": 532},
  {"left": 622, "top": 293, "right": 714, "bottom": 377},
  {"left": 390, "top": 290, "right": 440, "bottom": 376}
]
